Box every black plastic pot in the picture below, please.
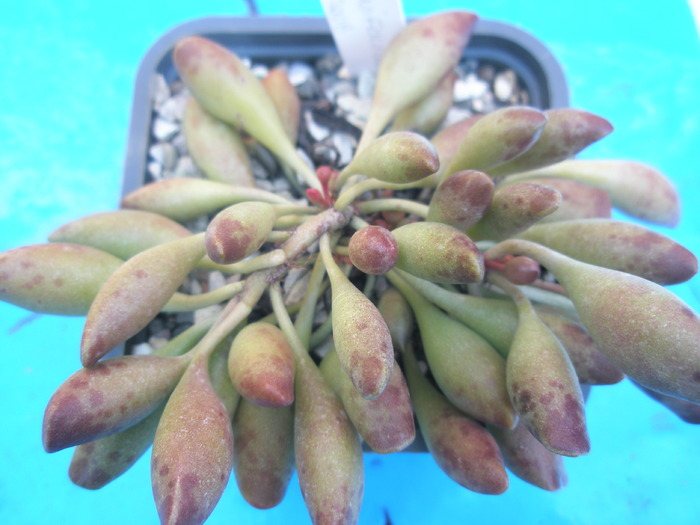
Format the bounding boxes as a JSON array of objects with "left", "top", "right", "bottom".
[{"left": 122, "top": 15, "right": 568, "bottom": 197}]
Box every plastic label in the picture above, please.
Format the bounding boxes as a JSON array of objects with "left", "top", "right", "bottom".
[{"left": 321, "top": 0, "right": 406, "bottom": 76}]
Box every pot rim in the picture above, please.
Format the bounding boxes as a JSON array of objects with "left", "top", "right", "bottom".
[{"left": 122, "top": 15, "right": 568, "bottom": 197}]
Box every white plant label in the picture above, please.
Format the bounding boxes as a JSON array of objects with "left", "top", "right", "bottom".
[{"left": 321, "top": 0, "right": 406, "bottom": 76}]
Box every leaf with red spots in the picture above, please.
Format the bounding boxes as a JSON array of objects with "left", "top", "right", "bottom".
[
  {"left": 395, "top": 279, "right": 516, "bottom": 429},
  {"left": 523, "top": 177, "right": 612, "bottom": 223},
  {"left": 403, "top": 347, "right": 509, "bottom": 494},
  {"left": 504, "top": 159, "right": 680, "bottom": 227},
  {"left": 467, "top": 182, "right": 562, "bottom": 241},
  {"left": 503, "top": 292, "right": 590, "bottom": 457},
  {"left": 348, "top": 225, "right": 399, "bottom": 275},
  {"left": 429, "top": 114, "right": 482, "bottom": 178},
  {"left": 205, "top": 202, "right": 277, "bottom": 264},
  {"left": 324, "top": 242, "right": 395, "bottom": 399},
  {"left": 228, "top": 322, "right": 295, "bottom": 407},
  {"left": 320, "top": 348, "right": 415, "bottom": 454},
  {"left": 486, "top": 239, "right": 700, "bottom": 404},
  {"left": 536, "top": 307, "right": 625, "bottom": 386},
  {"left": 294, "top": 351, "right": 364, "bottom": 524},
  {"left": 488, "top": 419, "right": 567, "bottom": 491},
  {"left": 80, "top": 234, "right": 205, "bottom": 367},
  {"left": 69, "top": 402, "right": 165, "bottom": 490},
  {"left": 427, "top": 170, "right": 494, "bottom": 230},
  {"left": 232, "top": 399, "right": 294, "bottom": 509},
  {"left": 358, "top": 10, "right": 478, "bottom": 151},
  {"left": 392, "top": 221, "right": 485, "bottom": 284},
  {"left": 518, "top": 218, "right": 698, "bottom": 285},
  {"left": 0, "top": 243, "right": 122, "bottom": 315},
  {"left": 43, "top": 354, "right": 189, "bottom": 453},
  {"left": 488, "top": 109, "right": 613, "bottom": 177},
  {"left": 151, "top": 353, "right": 234, "bottom": 525},
  {"left": 443, "top": 106, "right": 547, "bottom": 176}
]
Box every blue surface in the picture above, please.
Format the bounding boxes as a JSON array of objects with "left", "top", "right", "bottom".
[{"left": 1, "top": 1, "right": 699, "bottom": 524}]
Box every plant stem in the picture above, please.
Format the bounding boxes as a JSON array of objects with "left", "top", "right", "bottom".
[
  {"left": 355, "top": 198, "right": 429, "bottom": 218},
  {"left": 318, "top": 233, "right": 344, "bottom": 284},
  {"left": 275, "top": 206, "right": 354, "bottom": 269},
  {"left": 294, "top": 249, "right": 329, "bottom": 348},
  {"left": 220, "top": 249, "right": 287, "bottom": 275},
  {"left": 273, "top": 204, "right": 319, "bottom": 217},
  {"left": 269, "top": 282, "right": 308, "bottom": 358},
  {"left": 486, "top": 272, "right": 531, "bottom": 312},
  {"left": 162, "top": 281, "right": 246, "bottom": 312},
  {"left": 190, "top": 271, "right": 269, "bottom": 361}
]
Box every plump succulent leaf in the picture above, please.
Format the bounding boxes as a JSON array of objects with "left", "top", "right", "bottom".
[
  {"left": 183, "top": 97, "right": 255, "bottom": 187},
  {"left": 487, "top": 239, "right": 700, "bottom": 403},
  {"left": 348, "top": 225, "right": 399, "bottom": 275},
  {"left": 228, "top": 322, "right": 295, "bottom": 407},
  {"left": 173, "top": 36, "right": 319, "bottom": 190},
  {"left": 487, "top": 109, "right": 613, "bottom": 177},
  {"left": 522, "top": 177, "right": 612, "bottom": 223},
  {"left": 341, "top": 131, "right": 439, "bottom": 185},
  {"left": 205, "top": 202, "right": 277, "bottom": 265},
  {"left": 403, "top": 347, "right": 509, "bottom": 494},
  {"left": 320, "top": 347, "right": 415, "bottom": 454},
  {"left": 43, "top": 354, "right": 190, "bottom": 452},
  {"left": 358, "top": 10, "right": 478, "bottom": 151},
  {"left": 391, "top": 71, "right": 456, "bottom": 135},
  {"left": 49, "top": 210, "right": 192, "bottom": 260},
  {"left": 151, "top": 354, "right": 234, "bottom": 525},
  {"left": 427, "top": 169, "right": 494, "bottom": 230},
  {"left": 233, "top": 399, "right": 295, "bottom": 509},
  {"left": 121, "top": 177, "right": 289, "bottom": 223},
  {"left": 392, "top": 221, "right": 485, "bottom": 284},
  {"left": 504, "top": 159, "right": 680, "bottom": 227},
  {"left": 467, "top": 182, "right": 562, "bottom": 241},
  {"left": 496, "top": 276, "right": 590, "bottom": 457},
  {"left": 294, "top": 351, "right": 364, "bottom": 524},
  {"left": 443, "top": 106, "right": 547, "bottom": 176},
  {"left": 517, "top": 218, "right": 698, "bottom": 284},
  {"left": 80, "top": 234, "right": 205, "bottom": 367},
  {"left": 324, "top": 239, "right": 394, "bottom": 399},
  {"left": 262, "top": 67, "right": 302, "bottom": 144},
  {"left": 389, "top": 274, "right": 516, "bottom": 428},
  {"left": 0, "top": 243, "right": 122, "bottom": 315},
  {"left": 69, "top": 403, "right": 165, "bottom": 490},
  {"left": 488, "top": 419, "right": 567, "bottom": 491}
]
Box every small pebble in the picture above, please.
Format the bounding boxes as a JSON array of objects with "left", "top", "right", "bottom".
[
  {"left": 132, "top": 342, "right": 154, "bottom": 356},
  {"left": 494, "top": 69, "right": 517, "bottom": 102},
  {"left": 172, "top": 156, "right": 199, "bottom": 178},
  {"left": 454, "top": 73, "right": 489, "bottom": 102},
  {"left": 208, "top": 271, "right": 227, "bottom": 291},
  {"left": 157, "top": 93, "right": 188, "bottom": 122},
  {"left": 152, "top": 117, "right": 179, "bottom": 141},
  {"left": 149, "top": 142, "right": 178, "bottom": 171},
  {"left": 147, "top": 161, "right": 163, "bottom": 180}
]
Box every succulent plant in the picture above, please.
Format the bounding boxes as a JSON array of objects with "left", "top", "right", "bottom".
[{"left": 1, "top": 9, "right": 698, "bottom": 525}]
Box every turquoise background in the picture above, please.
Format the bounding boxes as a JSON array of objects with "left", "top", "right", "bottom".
[{"left": 1, "top": 1, "right": 699, "bottom": 524}]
